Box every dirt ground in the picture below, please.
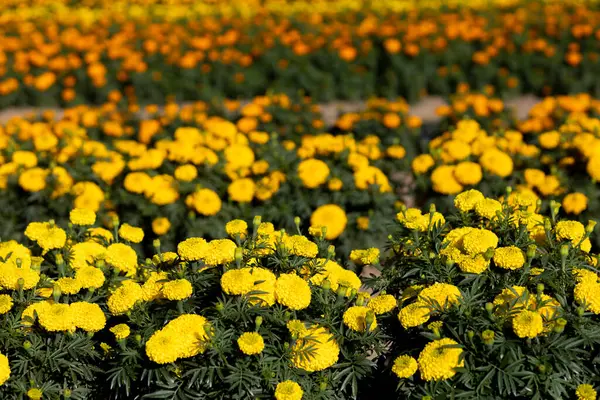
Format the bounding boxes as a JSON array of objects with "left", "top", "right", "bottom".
[{"left": 0, "top": 95, "right": 541, "bottom": 126}]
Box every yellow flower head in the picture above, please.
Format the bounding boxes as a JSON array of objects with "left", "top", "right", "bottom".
[
  {"left": 392, "top": 355, "right": 418, "bottom": 379},
  {"left": 275, "top": 380, "right": 304, "bottom": 400},
  {"left": 343, "top": 306, "right": 377, "bottom": 332},
  {"left": 118, "top": 223, "right": 145, "bottom": 243},
  {"left": 417, "top": 338, "right": 464, "bottom": 381},
  {"left": 110, "top": 324, "right": 131, "bottom": 340},
  {"left": 237, "top": 332, "right": 264, "bottom": 355},
  {"left": 69, "top": 208, "right": 96, "bottom": 226}
]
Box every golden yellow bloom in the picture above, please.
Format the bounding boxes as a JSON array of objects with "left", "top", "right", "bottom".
[
  {"left": 398, "top": 302, "right": 431, "bottom": 328},
  {"left": 237, "top": 332, "right": 264, "bottom": 355},
  {"left": 563, "top": 193, "right": 588, "bottom": 215},
  {"left": 275, "top": 381, "right": 303, "bottom": 400},
  {"left": 152, "top": 217, "right": 171, "bottom": 235},
  {"left": 226, "top": 219, "right": 248, "bottom": 239},
  {"left": 177, "top": 237, "right": 208, "bottom": 261},
  {"left": 174, "top": 164, "right": 198, "bottom": 182},
  {"left": 310, "top": 204, "right": 347, "bottom": 240},
  {"left": 576, "top": 384, "right": 597, "bottom": 400},
  {"left": 275, "top": 273, "right": 311, "bottom": 310},
  {"left": 0, "top": 353, "right": 9, "bottom": 386},
  {"left": 161, "top": 279, "right": 193, "bottom": 301},
  {"left": 118, "top": 223, "right": 145, "bottom": 243},
  {"left": 412, "top": 154, "right": 435, "bottom": 174},
  {"left": 343, "top": 306, "right": 377, "bottom": 332},
  {"left": 417, "top": 338, "right": 464, "bottom": 381},
  {"left": 105, "top": 243, "right": 138, "bottom": 276},
  {"left": 298, "top": 158, "right": 330, "bottom": 188},
  {"left": 454, "top": 189, "right": 485, "bottom": 212},
  {"left": 110, "top": 324, "right": 131, "bottom": 340},
  {"left": 392, "top": 355, "right": 418, "bottom": 379},
  {"left": 292, "top": 325, "right": 339, "bottom": 372},
  {"left": 69, "top": 208, "right": 96, "bottom": 225},
  {"left": 185, "top": 188, "right": 222, "bottom": 216},
  {"left": 493, "top": 246, "right": 525, "bottom": 270},
  {"left": 512, "top": 310, "right": 543, "bottom": 338}
]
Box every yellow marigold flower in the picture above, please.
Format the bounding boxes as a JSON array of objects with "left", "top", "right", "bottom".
[
  {"left": 19, "top": 167, "right": 48, "bottom": 192},
  {"left": 75, "top": 266, "right": 106, "bottom": 289},
  {"left": 38, "top": 303, "right": 74, "bottom": 332},
  {"left": 161, "top": 279, "right": 193, "bottom": 301},
  {"left": 118, "top": 223, "right": 144, "bottom": 243},
  {"left": 56, "top": 277, "right": 82, "bottom": 295},
  {"left": 349, "top": 248, "right": 380, "bottom": 266},
  {"left": 69, "top": 241, "right": 106, "bottom": 270},
  {"left": 462, "top": 229, "right": 499, "bottom": 255},
  {"left": 454, "top": 161, "right": 482, "bottom": 186},
  {"left": 392, "top": 355, "right": 418, "bottom": 378},
  {"left": 146, "top": 330, "right": 184, "bottom": 364},
  {"left": 574, "top": 269, "right": 598, "bottom": 284},
  {"left": 454, "top": 190, "right": 485, "bottom": 212},
  {"left": 418, "top": 283, "right": 461, "bottom": 310},
  {"left": 71, "top": 302, "right": 106, "bottom": 332},
  {"left": 287, "top": 319, "right": 307, "bottom": 337},
  {"left": 185, "top": 188, "right": 222, "bottom": 216},
  {"left": 356, "top": 216, "right": 369, "bottom": 230},
  {"left": 174, "top": 164, "right": 198, "bottom": 182},
  {"left": 310, "top": 204, "right": 347, "bottom": 240},
  {"left": 69, "top": 208, "right": 96, "bottom": 226},
  {"left": 575, "top": 281, "right": 600, "bottom": 314},
  {"left": 24, "top": 221, "right": 66, "bottom": 250},
  {"left": 221, "top": 268, "right": 256, "bottom": 295},
  {"left": 563, "top": 193, "right": 588, "bottom": 215},
  {"left": 13, "top": 150, "right": 37, "bottom": 167},
  {"left": 282, "top": 235, "right": 318, "bottom": 258},
  {"left": 431, "top": 165, "right": 463, "bottom": 195},
  {"left": 397, "top": 208, "right": 426, "bottom": 230},
  {"left": 177, "top": 237, "right": 208, "bottom": 261},
  {"left": 225, "top": 219, "right": 248, "bottom": 239},
  {"left": 512, "top": 310, "right": 543, "bottom": 338},
  {"left": 474, "top": 198, "right": 502, "bottom": 219},
  {"left": 328, "top": 177, "right": 343, "bottom": 191},
  {"left": 412, "top": 154, "right": 435, "bottom": 174},
  {"left": 538, "top": 130, "right": 561, "bottom": 149},
  {"left": 225, "top": 144, "right": 255, "bottom": 169},
  {"left": 576, "top": 384, "right": 597, "bottom": 400},
  {"left": 152, "top": 217, "right": 171, "bottom": 236},
  {"left": 87, "top": 227, "right": 113, "bottom": 243},
  {"left": 524, "top": 168, "right": 546, "bottom": 188},
  {"left": 367, "top": 294, "right": 396, "bottom": 314},
  {"left": 237, "top": 332, "right": 265, "bottom": 355},
  {"left": 105, "top": 243, "right": 138, "bottom": 276},
  {"left": 228, "top": 178, "right": 256, "bottom": 203},
  {"left": 275, "top": 380, "right": 303, "bottom": 400},
  {"left": 0, "top": 353, "right": 10, "bottom": 386},
  {"left": 275, "top": 274, "right": 311, "bottom": 310},
  {"left": 203, "top": 239, "right": 236, "bottom": 265},
  {"left": 387, "top": 145, "right": 406, "bottom": 159},
  {"left": 417, "top": 338, "right": 464, "bottom": 381},
  {"left": 354, "top": 166, "right": 392, "bottom": 192},
  {"left": 480, "top": 148, "right": 514, "bottom": 177},
  {"left": 493, "top": 246, "right": 525, "bottom": 270},
  {"left": 107, "top": 280, "right": 144, "bottom": 315},
  {"left": 0, "top": 295, "right": 13, "bottom": 314},
  {"left": 398, "top": 302, "right": 431, "bottom": 328},
  {"left": 27, "top": 388, "right": 43, "bottom": 400},
  {"left": 298, "top": 158, "right": 330, "bottom": 188},
  {"left": 457, "top": 254, "right": 489, "bottom": 274},
  {"left": 506, "top": 188, "right": 539, "bottom": 213},
  {"left": 555, "top": 220, "right": 586, "bottom": 243},
  {"left": 110, "top": 324, "right": 131, "bottom": 340},
  {"left": 292, "top": 326, "right": 339, "bottom": 372},
  {"left": 21, "top": 301, "right": 52, "bottom": 327},
  {"left": 343, "top": 306, "right": 377, "bottom": 332},
  {"left": 310, "top": 259, "right": 361, "bottom": 296}
]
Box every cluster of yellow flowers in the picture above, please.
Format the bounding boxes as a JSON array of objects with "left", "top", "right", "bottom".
[{"left": 0, "top": 204, "right": 401, "bottom": 398}]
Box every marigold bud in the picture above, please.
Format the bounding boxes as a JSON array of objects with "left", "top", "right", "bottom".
[{"left": 482, "top": 330, "right": 495, "bottom": 345}]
